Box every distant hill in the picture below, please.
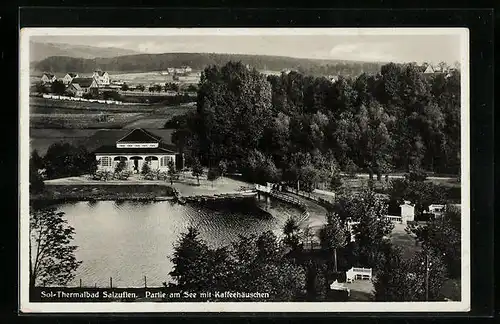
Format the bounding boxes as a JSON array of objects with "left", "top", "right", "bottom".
[
  {"left": 30, "top": 42, "right": 141, "bottom": 62},
  {"left": 33, "top": 52, "right": 385, "bottom": 77}
]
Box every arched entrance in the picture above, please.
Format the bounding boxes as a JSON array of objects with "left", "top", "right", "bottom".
[
  {"left": 145, "top": 156, "right": 159, "bottom": 170},
  {"left": 129, "top": 156, "right": 143, "bottom": 173}
]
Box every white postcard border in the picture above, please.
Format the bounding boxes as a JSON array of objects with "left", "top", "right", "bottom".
[{"left": 19, "top": 27, "right": 470, "bottom": 313}]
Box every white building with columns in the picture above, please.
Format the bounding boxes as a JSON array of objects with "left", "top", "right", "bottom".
[{"left": 94, "top": 128, "right": 179, "bottom": 173}]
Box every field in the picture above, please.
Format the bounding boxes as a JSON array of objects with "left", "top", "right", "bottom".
[
  {"left": 111, "top": 71, "right": 200, "bottom": 85},
  {"left": 29, "top": 97, "right": 195, "bottom": 129}
]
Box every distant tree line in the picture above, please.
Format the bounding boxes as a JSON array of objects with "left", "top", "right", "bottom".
[
  {"left": 35, "top": 53, "right": 384, "bottom": 76},
  {"left": 171, "top": 61, "right": 460, "bottom": 189}
]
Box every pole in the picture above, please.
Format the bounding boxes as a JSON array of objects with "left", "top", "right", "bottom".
[
  {"left": 110, "top": 277, "right": 113, "bottom": 288},
  {"left": 79, "top": 278, "right": 82, "bottom": 288},
  {"left": 144, "top": 276, "right": 147, "bottom": 288},
  {"left": 425, "top": 251, "right": 429, "bottom": 301}
]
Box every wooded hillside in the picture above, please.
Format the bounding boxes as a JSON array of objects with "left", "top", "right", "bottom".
[{"left": 34, "top": 53, "right": 384, "bottom": 77}]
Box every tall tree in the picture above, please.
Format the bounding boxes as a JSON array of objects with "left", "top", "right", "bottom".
[
  {"left": 167, "top": 159, "right": 177, "bottom": 185},
  {"left": 169, "top": 227, "right": 212, "bottom": 290},
  {"left": 337, "top": 188, "right": 394, "bottom": 269},
  {"left": 319, "top": 212, "right": 349, "bottom": 272},
  {"left": 283, "top": 217, "right": 302, "bottom": 252},
  {"left": 191, "top": 158, "right": 204, "bottom": 185},
  {"left": 374, "top": 246, "right": 447, "bottom": 301},
  {"left": 406, "top": 205, "right": 461, "bottom": 278},
  {"left": 196, "top": 62, "right": 273, "bottom": 166},
  {"left": 30, "top": 208, "right": 82, "bottom": 287}
]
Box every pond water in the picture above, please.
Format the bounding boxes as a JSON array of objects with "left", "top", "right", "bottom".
[{"left": 54, "top": 197, "right": 302, "bottom": 288}]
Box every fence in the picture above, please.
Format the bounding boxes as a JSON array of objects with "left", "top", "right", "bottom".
[
  {"left": 282, "top": 186, "right": 336, "bottom": 211},
  {"left": 255, "top": 184, "right": 309, "bottom": 223},
  {"left": 346, "top": 267, "right": 373, "bottom": 282},
  {"left": 41, "top": 93, "right": 125, "bottom": 105},
  {"left": 74, "top": 276, "right": 151, "bottom": 288},
  {"left": 384, "top": 215, "right": 403, "bottom": 223}
]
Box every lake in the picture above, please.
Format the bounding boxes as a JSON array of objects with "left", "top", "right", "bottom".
[{"left": 55, "top": 197, "right": 302, "bottom": 288}]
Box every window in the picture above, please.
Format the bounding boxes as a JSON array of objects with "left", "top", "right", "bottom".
[
  {"left": 101, "top": 156, "right": 112, "bottom": 167},
  {"left": 160, "top": 156, "right": 169, "bottom": 167}
]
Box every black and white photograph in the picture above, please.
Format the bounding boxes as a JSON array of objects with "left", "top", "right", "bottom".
[{"left": 19, "top": 28, "right": 469, "bottom": 313}]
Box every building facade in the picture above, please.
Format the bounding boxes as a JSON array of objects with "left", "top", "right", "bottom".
[
  {"left": 92, "top": 70, "right": 110, "bottom": 86},
  {"left": 62, "top": 73, "right": 79, "bottom": 85},
  {"left": 94, "top": 128, "right": 179, "bottom": 174},
  {"left": 41, "top": 73, "right": 56, "bottom": 84}
]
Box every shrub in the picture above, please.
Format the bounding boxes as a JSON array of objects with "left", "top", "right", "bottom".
[
  {"left": 115, "top": 170, "right": 132, "bottom": 180},
  {"left": 114, "top": 161, "right": 127, "bottom": 174},
  {"left": 158, "top": 171, "right": 169, "bottom": 181},
  {"left": 405, "top": 170, "right": 428, "bottom": 182},
  {"left": 144, "top": 169, "right": 160, "bottom": 180},
  {"left": 141, "top": 162, "right": 151, "bottom": 175},
  {"left": 93, "top": 170, "right": 113, "bottom": 181}
]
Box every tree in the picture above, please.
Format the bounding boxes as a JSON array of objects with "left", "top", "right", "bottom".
[
  {"left": 207, "top": 168, "right": 220, "bottom": 188},
  {"left": 335, "top": 188, "right": 394, "bottom": 269},
  {"left": 169, "top": 228, "right": 306, "bottom": 301},
  {"left": 195, "top": 61, "right": 273, "bottom": 165},
  {"left": 44, "top": 143, "right": 97, "bottom": 179},
  {"left": 218, "top": 159, "right": 228, "bottom": 177},
  {"left": 191, "top": 158, "right": 204, "bottom": 185},
  {"left": 30, "top": 150, "right": 46, "bottom": 194},
  {"left": 319, "top": 212, "right": 349, "bottom": 273},
  {"left": 29, "top": 208, "right": 82, "bottom": 287},
  {"left": 136, "top": 84, "right": 145, "bottom": 92},
  {"left": 406, "top": 205, "right": 461, "bottom": 278},
  {"left": 121, "top": 83, "right": 129, "bottom": 91},
  {"left": 388, "top": 179, "right": 446, "bottom": 215},
  {"left": 243, "top": 149, "right": 278, "bottom": 185},
  {"left": 114, "top": 160, "right": 127, "bottom": 174},
  {"left": 374, "top": 246, "right": 447, "bottom": 301},
  {"left": 169, "top": 227, "right": 213, "bottom": 290},
  {"left": 283, "top": 217, "right": 302, "bottom": 252},
  {"left": 167, "top": 159, "right": 177, "bottom": 185},
  {"left": 141, "top": 161, "right": 151, "bottom": 175},
  {"left": 51, "top": 80, "right": 66, "bottom": 95}
]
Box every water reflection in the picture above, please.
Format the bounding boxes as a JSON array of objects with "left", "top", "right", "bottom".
[{"left": 54, "top": 197, "right": 302, "bottom": 288}]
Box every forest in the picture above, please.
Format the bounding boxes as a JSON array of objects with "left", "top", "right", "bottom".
[
  {"left": 34, "top": 53, "right": 383, "bottom": 77},
  {"left": 171, "top": 61, "right": 460, "bottom": 189}
]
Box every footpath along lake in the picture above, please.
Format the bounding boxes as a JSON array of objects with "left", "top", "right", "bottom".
[{"left": 52, "top": 197, "right": 304, "bottom": 288}]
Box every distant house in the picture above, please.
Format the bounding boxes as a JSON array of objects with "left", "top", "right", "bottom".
[
  {"left": 62, "top": 73, "right": 79, "bottom": 85},
  {"left": 423, "top": 65, "right": 435, "bottom": 74},
  {"left": 41, "top": 73, "right": 56, "bottom": 84},
  {"left": 92, "top": 70, "right": 110, "bottom": 86},
  {"left": 173, "top": 66, "right": 192, "bottom": 74},
  {"left": 71, "top": 77, "right": 99, "bottom": 95},
  {"left": 427, "top": 204, "right": 446, "bottom": 218},
  {"left": 328, "top": 75, "right": 340, "bottom": 83},
  {"left": 66, "top": 83, "right": 84, "bottom": 97}
]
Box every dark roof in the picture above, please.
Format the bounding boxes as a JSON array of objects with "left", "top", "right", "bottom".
[
  {"left": 94, "top": 70, "right": 107, "bottom": 76},
  {"left": 93, "top": 144, "right": 178, "bottom": 155},
  {"left": 71, "top": 77, "right": 94, "bottom": 87},
  {"left": 69, "top": 83, "right": 83, "bottom": 91},
  {"left": 117, "top": 128, "right": 164, "bottom": 143}
]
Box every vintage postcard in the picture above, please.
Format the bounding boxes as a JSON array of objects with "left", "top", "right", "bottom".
[{"left": 19, "top": 27, "right": 470, "bottom": 313}]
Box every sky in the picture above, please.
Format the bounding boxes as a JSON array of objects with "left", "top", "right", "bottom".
[{"left": 31, "top": 33, "right": 463, "bottom": 65}]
